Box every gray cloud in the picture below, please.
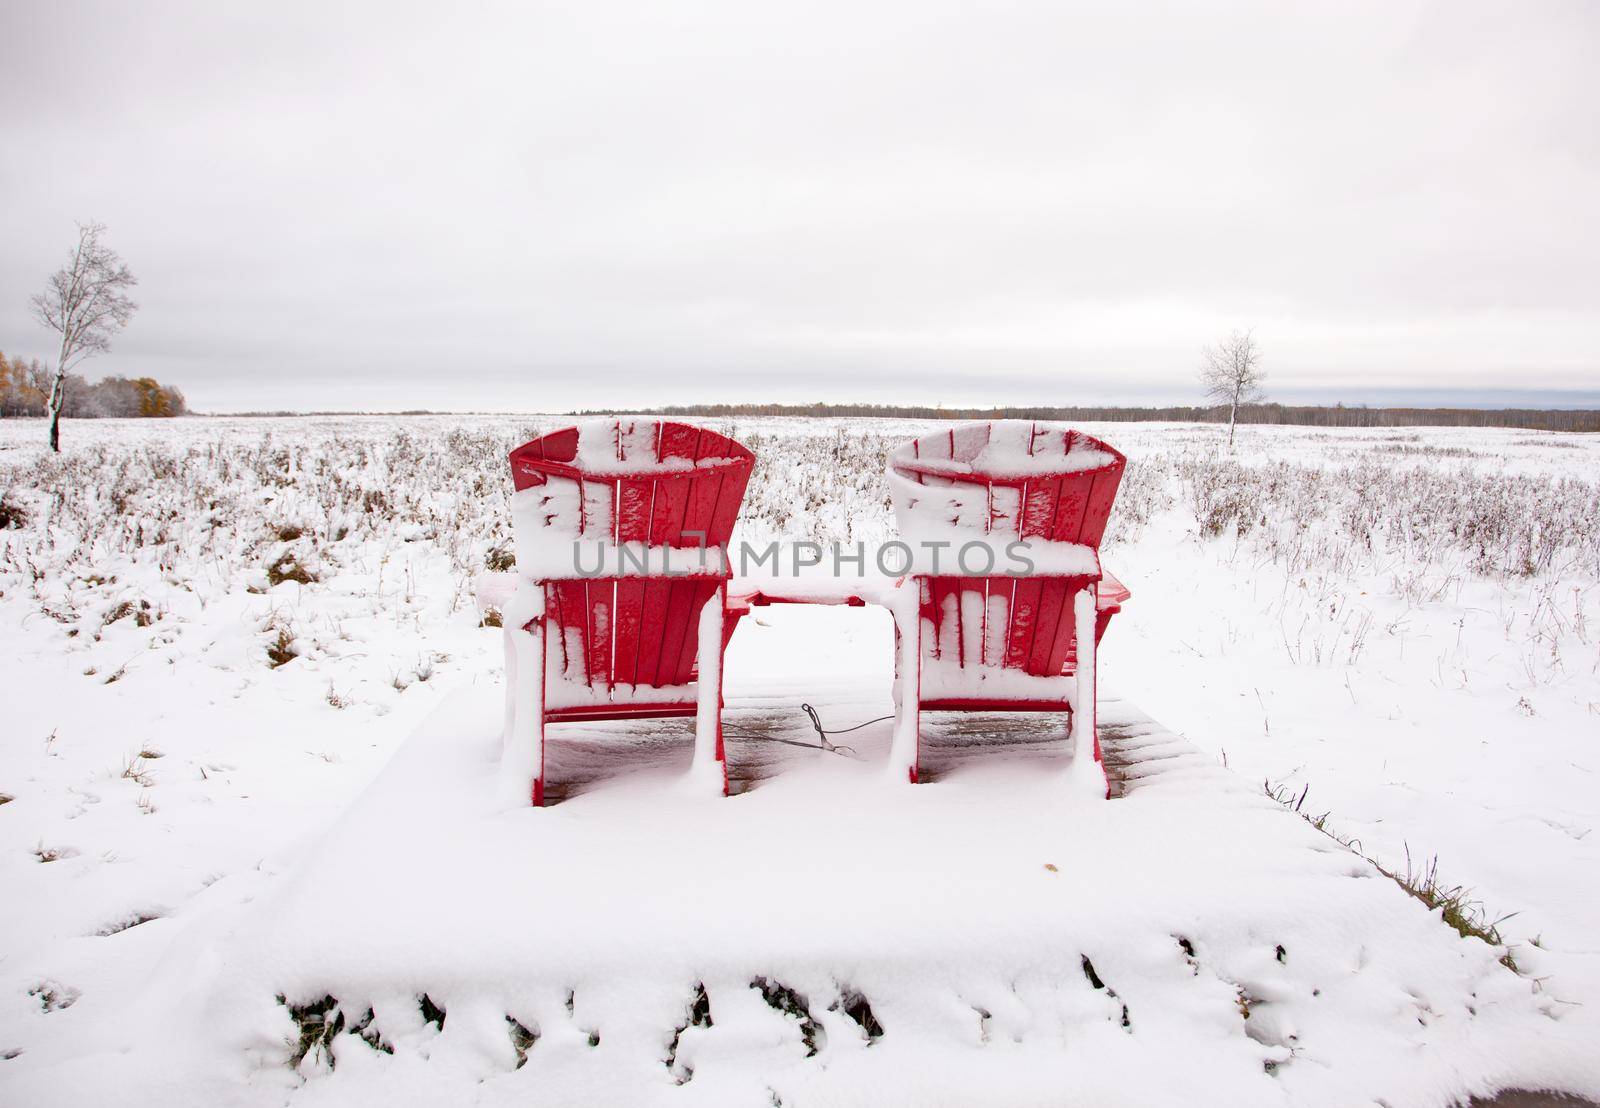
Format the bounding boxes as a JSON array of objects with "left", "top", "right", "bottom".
[{"left": 1, "top": 0, "right": 1596, "bottom": 411}]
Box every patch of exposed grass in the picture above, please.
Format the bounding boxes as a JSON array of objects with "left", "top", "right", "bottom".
[
  {"left": 419, "top": 993, "right": 446, "bottom": 1030},
  {"left": 266, "top": 623, "right": 298, "bottom": 668},
  {"left": 664, "top": 983, "right": 712, "bottom": 1083},
  {"left": 749, "top": 977, "right": 824, "bottom": 1057},
  {"left": 102, "top": 599, "right": 153, "bottom": 628},
  {"left": 266, "top": 552, "right": 316, "bottom": 587},
  {"left": 1388, "top": 848, "right": 1519, "bottom": 971},
  {"left": 1078, "top": 956, "right": 1131, "bottom": 1030},
  {"left": 28, "top": 982, "right": 78, "bottom": 1013},
  {"left": 1265, "top": 780, "right": 1519, "bottom": 972},
  {"left": 96, "top": 912, "right": 161, "bottom": 936},
  {"left": 282, "top": 994, "right": 340, "bottom": 1069},
  {"left": 278, "top": 994, "right": 395, "bottom": 1071},
  {"left": 347, "top": 1007, "right": 392, "bottom": 1056},
  {"left": 0, "top": 495, "right": 27, "bottom": 530},
  {"left": 831, "top": 989, "right": 884, "bottom": 1043},
  {"left": 507, "top": 1015, "right": 538, "bottom": 1069},
  {"left": 118, "top": 751, "right": 155, "bottom": 787}
]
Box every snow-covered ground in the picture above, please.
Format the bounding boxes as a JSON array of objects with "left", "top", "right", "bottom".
[{"left": 1, "top": 415, "right": 1597, "bottom": 1105}]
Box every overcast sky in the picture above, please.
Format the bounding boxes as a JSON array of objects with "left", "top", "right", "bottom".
[{"left": 2, "top": 1, "right": 1596, "bottom": 412}]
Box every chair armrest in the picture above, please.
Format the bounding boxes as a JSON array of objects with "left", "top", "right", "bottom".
[{"left": 1098, "top": 569, "right": 1131, "bottom": 609}]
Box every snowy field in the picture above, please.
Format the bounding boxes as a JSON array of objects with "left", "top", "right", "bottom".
[{"left": 1, "top": 414, "right": 1598, "bottom": 1106}]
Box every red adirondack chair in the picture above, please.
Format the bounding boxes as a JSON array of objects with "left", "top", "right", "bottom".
[
  {"left": 886, "top": 421, "right": 1129, "bottom": 792},
  {"left": 502, "top": 419, "right": 756, "bottom": 805}
]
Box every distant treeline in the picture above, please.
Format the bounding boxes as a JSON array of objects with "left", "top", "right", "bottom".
[
  {"left": 579, "top": 401, "right": 1600, "bottom": 433},
  {"left": 0, "top": 351, "right": 188, "bottom": 418}
]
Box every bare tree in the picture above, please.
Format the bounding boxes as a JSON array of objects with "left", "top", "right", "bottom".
[
  {"left": 30, "top": 222, "right": 139, "bottom": 452},
  {"left": 1199, "top": 328, "right": 1266, "bottom": 448}
]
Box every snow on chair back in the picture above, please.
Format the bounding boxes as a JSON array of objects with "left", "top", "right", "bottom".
[
  {"left": 503, "top": 420, "right": 755, "bottom": 805},
  {"left": 888, "top": 420, "right": 1125, "bottom": 548},
  {"left": 510, "top": 421, "right": 752, "bottom": 552},
  {"left": 509, "top": 420, "right": 754, "bottom": 697},
  {"left": 889, "top": 421, "right": 1125, "bottom": 680}
]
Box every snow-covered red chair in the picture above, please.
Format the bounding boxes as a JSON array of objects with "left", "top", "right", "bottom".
[
  {"left": 499, "top": 419, "right": 756, "bottom": 806},
  {"left": 886, "top": 421, "right": 1128, "bottom": 795}
]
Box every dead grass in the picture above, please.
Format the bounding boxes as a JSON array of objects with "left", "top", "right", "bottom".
[
  {"left": 1265, "top": 780, "right": 1519, "bottom": 972},
  {"left": 266, "top": 627, "right": 297, "bottom": 667},
  {"left": 95, "top": 912, "right": 161, "bottom": 936},
  {"left": 267, "top": 552, "right": 317, "bottom": 587},
  {"left": 102, "top": 599, "right": 154, "bottom": 628},
  {"left": 0, "top": 494, "right": 29, "bottom": 530},
  {"left": 279, "top": 992, "right": 462, "bottom": 1072},
  {"left": 118, "top": 751, "right": 155, "bottom": 787}
]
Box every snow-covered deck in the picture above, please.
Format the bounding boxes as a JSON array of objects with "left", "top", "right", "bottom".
[{"left": 2, "top": 602, "right": 1568, "bottom": 1107}]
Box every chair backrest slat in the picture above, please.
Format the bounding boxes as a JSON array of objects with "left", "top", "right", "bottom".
[
  {"left": 633, "top": 578, "right": 674, "bottom": 687},
  {"left": 664, "top": 579, "right": 720, "bottom": 687},
  {"left": 617, "top": 477, "right": 655, "bottom": 544},
  {"left": 1050, "top": 474, "right": 1094, "bottom": 543},
  {"left": 648, "top": 472, "right": 694, "bottom": 546},
  {"left": 585, "top": 580, "right": 613, "bottom": 691},
  {"left": 657, "top": 578, "right": 702, "bottom": 687},
  {"left": 685, "top": 431, "right": 726, "bottom": 546},
  {"left": 611, "top": 578, "right": 647, "bottom": 685},
  {"left": 549, "top": 580, "right": 587, "bottom": 682},
  {"left": 1078, "top": 469, "right": 1121, "bottom": 547},
  {"left": 1027, "top": 577, "right": 1070, "bottom": 676},
  {"left": 1019, "top": 475, "right": 1061, "bottom": 537},
  {"left": 1003, "top": 576, "right": 1044, "bottom": 669}
]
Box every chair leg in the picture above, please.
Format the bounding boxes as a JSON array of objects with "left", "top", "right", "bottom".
[
  {"left": 500, "top": 609, "right": 548, "bottom": 808},
  {"left": 531, "top": 619, "right": 547, "bottom": 806},
  {"left": 714, "top": 597, "right": 727, "bottom": 796},
  {"left": 693, "top": 583, "right": 728, "bottom": 796},
  {"left": 908, "top": 701, "right": 921, "bottom": 784},
  {"left": 889, "top": 588, "right": 922, "bottom": 783},
  {"left": 1070, "top": 583, "right": 1106, "bottom": 798}
]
